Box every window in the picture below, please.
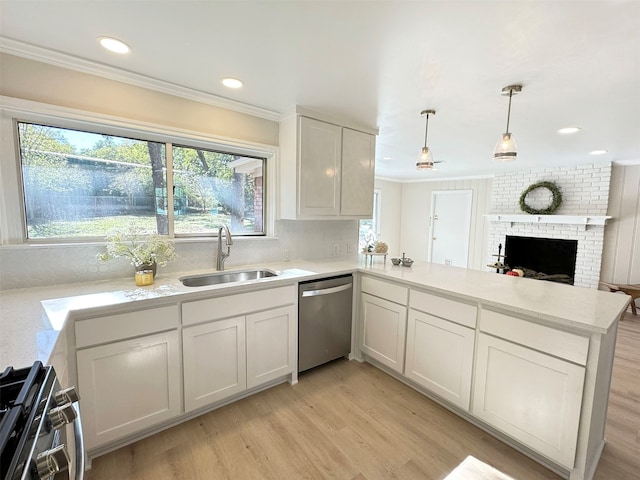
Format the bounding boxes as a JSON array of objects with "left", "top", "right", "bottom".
[
  {"left": 359, "top": 189, "right": 381, "bottom": 250},
  {"left": 16, "top": 122, "right": 266, "bottom": 239}
]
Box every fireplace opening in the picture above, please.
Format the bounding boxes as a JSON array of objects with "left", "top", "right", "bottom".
[{"left": 505, "top": 236, "right": 578, "bottom": 284}]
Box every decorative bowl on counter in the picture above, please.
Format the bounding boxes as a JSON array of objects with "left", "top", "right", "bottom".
[
  {"left": 401, "top": 258, "right": 414, "bottom": 267},
  {"left": 391, "top": 258, "right": 402, "bottom": 265}
]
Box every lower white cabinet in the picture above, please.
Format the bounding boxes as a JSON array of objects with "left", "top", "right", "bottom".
[
  {"left": 183, "top": 316, "right": 246, "bottom": 412},
  {"left": 404, "top": 310, "right": 475, "bottom": 410},
  {"left": 472, "top": 332, "right": 585, "bottom": 468},
  {"left": 360, "top": 292, "right": 407, "bottom": 373},
  {"left": 77, "top": 330, "right": 181, "bottom": 450},
  {"left": 246, "top": 305, "right": 296, "bottom": 388}
]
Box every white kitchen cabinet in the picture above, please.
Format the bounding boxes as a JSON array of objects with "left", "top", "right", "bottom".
[
  {"left": 246, "top": 305, "right": 296, "bottom": 388},
  {"left": 279, "top": 110, "right": 377, "bottom": 219},
  {"left": 298, "top": 116, "right": 342, "bottom": 216},
  {"left": 360, "top": 292, "right": 408, "bottom": 373},
  {"left": 182, "top": 285, "right": 297, "bottom": 394},
  {"left": 404, "top": 310, "right": 475, "bottom": 410},
  {"left": 183, "top": 316, "right": 246, "bottom": 412},
  {"left": 77, "top": 330, "right": 181, "bottom": 451},
  {"left": 473, "top": 332, "right": 585, "bottom": 468},
  {"left": 339, "top": 126, "right": 375, "bottom": 216}
]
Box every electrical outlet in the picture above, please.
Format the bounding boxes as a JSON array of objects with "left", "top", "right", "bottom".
[
  {"left": 332, "top": 243, "right": 340, "bottom": 256},
  {"left": 282, "top": 249, "right": 291, "bottom": 262},
  {"left": 444, "top": 258, "right": 452, "bottom": 266}
]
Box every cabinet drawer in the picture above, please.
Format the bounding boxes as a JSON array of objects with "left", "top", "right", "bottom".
[
  {"left": 182, "top": 285, "right": 296, "bottom": 326},
  {"left": 361, "top": 275, "right": 408, "bottom": 305},
  {"left": 409, "top": 290, "right": 477, "bottom": 328},
  {"left": 480, "top": 309, "right": 589, "bottom": 366},
  {"left": 75, "top": 305, "right": 179, "bottom": 348}
]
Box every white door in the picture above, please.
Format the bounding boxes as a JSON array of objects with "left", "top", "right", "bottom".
[
  {"left": 246, "top": 305, "right": 296, "bottom": 388},
  {"left": 404, "top": 310, "right": 475, "bottom": 410},
  {"left": 429, "top": 190, "right": 473, "bottom": 267},
  {"left": 183, "top": 317, "right": 246, "bottom": 412},
  {"left": 298, "top": 116, "right": 342, "bottom": 217},
  {"left": 472, "top": 333, "right": 585, "bottom": 468},
  {"left": 360, "top": 292, "right": 408, "bottom": 373},
  {"left": 77, "top": 331, "right": 181, "bottom": 450},
  {"left": 340, "top": 128, "right": 375, "bottom": 216}
]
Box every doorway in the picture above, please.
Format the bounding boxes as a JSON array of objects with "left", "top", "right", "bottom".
[{"left": 429, "top": 190, "right": 473, "bottom": 268}]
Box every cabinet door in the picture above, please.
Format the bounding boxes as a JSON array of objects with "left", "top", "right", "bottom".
[
  {"left": 183, "top": 317, "right": 246, "bottom": 412},
  {"left": 340, "top": 128, "right": 375, "bottom": 216},
  {"left": 77, "top": 330, "right": 181, "bottom": 451},
  {"left": 405, "top": 310, "right": 475, "bottom": 410},
  {"left": 472, "top": 333, "right": 585, "bottom": 468},
  {"left": 298, "top": 116, "right": 342, "bottom": 216},
  {"left": 246, "top": 305, "right": 296, "bottom": 388},
  {"left": 360, "top": 292, "right": 407, "bottom": 373}
]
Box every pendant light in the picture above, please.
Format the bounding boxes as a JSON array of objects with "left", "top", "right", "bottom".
[
  {"left": 493, "top": 84, "right": 522, "bottom": 162},
  {"left": 416, "top": 109, "right": 437, "bottom": 170}
]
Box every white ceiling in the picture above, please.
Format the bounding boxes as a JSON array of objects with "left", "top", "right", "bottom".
[{"left": 1, "top": 1, "right": 639, "bottom": 180}]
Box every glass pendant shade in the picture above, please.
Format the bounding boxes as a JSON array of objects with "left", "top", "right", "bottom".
[
  {"left": 416, "top": 147, "right": 434, "bottom": 169},
  {"left": 493, "top": 132, "right": 518, "bottom": 162}
]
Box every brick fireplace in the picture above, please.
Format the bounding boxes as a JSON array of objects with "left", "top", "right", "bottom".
[{"left": 488, "top": 163, "right": 612, "bottom": 289}]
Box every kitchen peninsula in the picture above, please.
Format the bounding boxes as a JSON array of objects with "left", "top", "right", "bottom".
[{"left": 0, "top": 260, "right": 629, "bottom": 480}]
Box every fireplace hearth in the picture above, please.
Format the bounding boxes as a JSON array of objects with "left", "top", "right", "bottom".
[{"left": 505, "top": 235, "right": 578, "bottom": 285}]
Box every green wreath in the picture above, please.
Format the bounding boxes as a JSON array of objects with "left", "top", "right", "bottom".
[{"left": 519, "top": 181, "right": 563, "bottom": 214}]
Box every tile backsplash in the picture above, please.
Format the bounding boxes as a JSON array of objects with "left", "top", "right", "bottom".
[{"left": 0, "top": 220, "right": 359, "bottom": 290}]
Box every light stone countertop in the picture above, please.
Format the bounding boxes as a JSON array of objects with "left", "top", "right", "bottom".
[{"left": 0, "top": 258, "right": 630, "bottom": 370}]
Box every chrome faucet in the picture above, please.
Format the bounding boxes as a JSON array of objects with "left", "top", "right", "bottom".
[{"left": 216, "top": 225, "right": 233, "bottom": 271}]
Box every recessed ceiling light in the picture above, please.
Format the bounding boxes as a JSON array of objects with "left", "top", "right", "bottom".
[
  {"left": 558, "top": 127, "right": 581, "bottom": 134},
  {"left": 97, "top": 37, "right": 131, "bottom": 54},
  {"left": 382, "top": 156, "right": 392, "bottom": 161},
  {"left": 221, "top": 77, "right": 243, "bottom": 89},
  {"left": 589, "top": 150, "right": 608, "bottom": 155}
]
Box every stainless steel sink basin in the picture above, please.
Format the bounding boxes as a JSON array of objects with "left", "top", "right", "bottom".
[{"left": 179, "top": 269, "right": 278, "bottom": 287}]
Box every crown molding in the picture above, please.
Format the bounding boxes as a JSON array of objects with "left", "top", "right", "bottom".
[{"left": 0, "top": 37, "right": 280, "bottom": 122}]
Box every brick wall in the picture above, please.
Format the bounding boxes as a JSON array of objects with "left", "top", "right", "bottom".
[{"left": 489, "top": 162, "right": 611, "bottom": 289}]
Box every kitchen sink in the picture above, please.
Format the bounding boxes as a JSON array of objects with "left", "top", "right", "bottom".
[{"left": 179, "top": 269, "right": 279, "bottom": 287}]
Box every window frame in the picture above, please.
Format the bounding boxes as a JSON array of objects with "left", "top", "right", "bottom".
[{"left": 0, "top": 96, "right": 277, "bottom": 244}]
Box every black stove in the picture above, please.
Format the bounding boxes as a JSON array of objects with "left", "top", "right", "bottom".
[{"left": 0, "top": 362, "right": 83, "bottom": 480}]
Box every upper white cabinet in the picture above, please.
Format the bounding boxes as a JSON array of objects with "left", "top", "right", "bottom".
[{"left": 279, "top": 110, "right": 376, "bottom": 219}]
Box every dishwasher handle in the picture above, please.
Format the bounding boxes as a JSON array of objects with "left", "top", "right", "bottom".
[{"left": 301, "top": 283, "right": 352, "bottom": 297}]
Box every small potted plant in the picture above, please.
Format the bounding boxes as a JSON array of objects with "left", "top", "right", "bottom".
[{"left": 97, "top": 222, "right": 176, "bottom": 281}]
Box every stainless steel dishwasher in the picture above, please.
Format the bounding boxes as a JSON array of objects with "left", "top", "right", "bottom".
[{"left": 298, "top": 274, "right": 353, "bottom": 373}]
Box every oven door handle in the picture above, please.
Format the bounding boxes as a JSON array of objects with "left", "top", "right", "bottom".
[{"left": 73, "top": 404, "right": 85, "bottom": 480}]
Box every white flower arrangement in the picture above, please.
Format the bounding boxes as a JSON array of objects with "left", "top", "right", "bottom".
[{"left": 97, "top": 222, "right": 176, "bottom": 269}]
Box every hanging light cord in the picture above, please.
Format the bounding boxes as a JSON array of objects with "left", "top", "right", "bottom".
[
  {"left": 423, "top": 112, "right": 430, "bottom": 148},
  {"left": 505, "top": 89, "right": 513, "bottom": 134}
]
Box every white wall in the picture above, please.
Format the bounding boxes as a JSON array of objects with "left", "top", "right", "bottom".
[
  {"left": 374, "top": 178, "right": 402, "bottom": 256},
  {"left": 601, "top": 164, "right": 640, "bottom": 285},
  {"left": 398, "top": 177, "right": 493, "bottom": 270}
]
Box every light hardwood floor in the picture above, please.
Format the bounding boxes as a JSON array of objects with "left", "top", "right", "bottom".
[{"left": 86, "top": 312, "right": 639, "bottom": 480}]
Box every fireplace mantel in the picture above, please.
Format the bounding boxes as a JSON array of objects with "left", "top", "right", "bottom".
[{"left": 485, "top": 214, "right": 612, "bottom": 229}]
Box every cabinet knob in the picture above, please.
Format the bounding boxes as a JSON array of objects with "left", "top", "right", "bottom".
[
  {"left": 35, "top": 444, "right": 70, "bottom": 479},
  {"left": 433, "top": 237, "right": 437, "bottom": 240}
]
